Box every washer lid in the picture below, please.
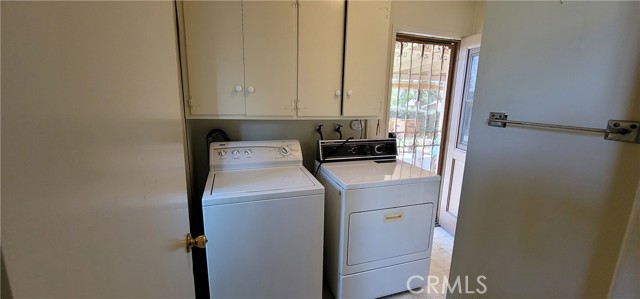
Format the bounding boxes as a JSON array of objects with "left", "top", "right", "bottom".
[
  {"left": 319, "top": 159, "right": 440, "bottom": 189},
  {"left": 203, "top": 166, "right": 324, "bottom": 206}
]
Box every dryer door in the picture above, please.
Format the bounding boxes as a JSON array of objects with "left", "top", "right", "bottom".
[{"left": 347, "top": 203, "right": 434, "bottom": 266}]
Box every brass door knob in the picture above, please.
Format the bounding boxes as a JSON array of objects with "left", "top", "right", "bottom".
[{"left": 185, "top": 233, "right": 208, "bottom": 253}]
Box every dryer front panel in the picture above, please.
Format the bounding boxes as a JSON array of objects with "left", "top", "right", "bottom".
[
  {"left": 340, "top": 181, "right": 439, "bottom": 275},
  {"left": 347, "top": 203, "right": 433, "bottom": 266}
]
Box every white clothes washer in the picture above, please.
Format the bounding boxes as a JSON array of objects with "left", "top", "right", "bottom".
[
  {"left": 315, "top": 139, "right": 441, "bottom": 299},
  {"left": 202, "top": 140, "right": 324, "bottom": 299}
]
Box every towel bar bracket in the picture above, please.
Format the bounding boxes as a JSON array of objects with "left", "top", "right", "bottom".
[
  {"left": 488, "top": 112, "right": 508, "bottom": 128},
  {"left": 604, "top": 120, "right": 639, "bottom": 143},
  {"left": 488, "top": 112, "right": 640, "bottom": 144}
]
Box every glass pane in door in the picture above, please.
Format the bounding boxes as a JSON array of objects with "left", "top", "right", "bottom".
[{"left": 457, "top": 48, "right": 480, "bottom": 151}]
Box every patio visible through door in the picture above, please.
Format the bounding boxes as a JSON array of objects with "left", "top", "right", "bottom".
[{"left": 388, "top": 34, "right": 457, "bottom": 174}]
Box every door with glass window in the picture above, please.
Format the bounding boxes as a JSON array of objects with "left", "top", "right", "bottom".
[{"left": 439, "top": 34, "right": 481, "bottom": 236}]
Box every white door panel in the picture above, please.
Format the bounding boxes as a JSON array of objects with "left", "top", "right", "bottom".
[
  {"left": 445, "top": 154, "right": 465, "bottom": 217},
  {"left": 2, "top": 2, "right": 194, "bottom": 297},
  {"left": 438, "top": 34, "right": 481, "bottom": 236},
  {"left": 451, "top": 3, "right": 639, "bottom": 297}
]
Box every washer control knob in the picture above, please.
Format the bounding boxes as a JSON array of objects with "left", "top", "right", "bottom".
[
  {"left": 245, "top": 149, "right": 253, "bottom": 156},
  {"left": 280, "top": 146, "right": 290, "bottom": 156},
  {"left": 231, "top": 149, "right": 240, "bottom": 156},
  {"left": 217, "top": 150, "right": 227, "bottom": 157}
]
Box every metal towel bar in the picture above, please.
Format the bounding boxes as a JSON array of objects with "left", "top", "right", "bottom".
[{"left": 487, "top": 112, "right": 640, "bottom": 144}]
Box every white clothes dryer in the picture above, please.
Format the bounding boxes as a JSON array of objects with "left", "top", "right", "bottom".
[{"left": 315, "top": 139, "right": 441, "bottom": 299}]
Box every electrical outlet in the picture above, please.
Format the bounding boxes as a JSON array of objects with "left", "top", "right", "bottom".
[{"left": 350, "top": 120, "right": 362, "bottom": 130}]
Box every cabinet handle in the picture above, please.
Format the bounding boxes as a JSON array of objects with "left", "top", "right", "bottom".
[
  {"left": 335, "top": 90, "right": 341, "bottom": 97},
  {"left": 346, "top": 90, "right": 353, "bottom": 97},
  {"left": 247, "top": 86, "right": 255, "bottom": 93},
  {"left": 234, "top": 85, "right": 243, "bottom": 92}
]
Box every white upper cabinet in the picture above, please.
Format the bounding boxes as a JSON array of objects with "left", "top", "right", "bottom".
[
  {"left": 183, "top": 1, "right": 245, "bottom": 116},
  {"left": 342, "top": 0, "right": 391, "bottom": 117},
  {"left": 182, "top": 1, "right": 297, "bottom": 117},
  {"left": 243, "top": 1, "right": 297, "bottom": 117},
  {"left": 181, "top": 0, "right": 391, "bottom": 119},
  {"left": 297, "top": 1, "right": 345, "bottom": 117}
]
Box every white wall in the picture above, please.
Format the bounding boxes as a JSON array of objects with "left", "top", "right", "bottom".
[
  {"left": 0, "top": 1, "right": 4, "bottom": 295},
  {"left": 391, "top": 1, "right": 479, "bottom": 39},
  {"left": 0, "top": 2, "right": 6, "bottom": 295},
  {"left": 367, "top": 1, "right": 483, "bottom": 138},
  {"left": 450, "top": 1, "right": 640, "bottom": 298},
  {"left": 471, "top": 1, "right": 485, "bottom": 35}
]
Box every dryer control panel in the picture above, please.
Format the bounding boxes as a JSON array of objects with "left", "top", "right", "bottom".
[
  {"left": 210, "top": 140, "right": 302, "bottom": 171},
  {"left": 318, "top": 139, "right": 397, "bottom": 162}
]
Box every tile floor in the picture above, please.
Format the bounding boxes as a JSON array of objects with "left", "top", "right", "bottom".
[{"left": 322, "top": 226, "right": 455, "bottom": 299}]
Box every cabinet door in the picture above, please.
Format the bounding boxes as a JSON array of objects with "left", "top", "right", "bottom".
[
  {"left": 297, "top": 1, "right": 344, "bottom": 117},
  {"left": 342, "top": 0, "right": 391, "bottom": 117},
  {"left": 183, "top": 1, "right": 245, "bottom": 116},
  {"left": 243, "top": 1, "right": 297, "bottom": 117}
]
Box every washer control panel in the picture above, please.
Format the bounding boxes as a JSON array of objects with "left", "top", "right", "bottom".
[{"left": 210, "top": 140, "right": 302, "bottom": 170}]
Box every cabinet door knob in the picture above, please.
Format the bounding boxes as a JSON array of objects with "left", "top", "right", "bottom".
[
  {"left": 347, "top": 90, "right": 353, "bottom": 97},
  {"left": 247, "top": 86, "right": 255, "bottom": 93},
  {"left": 335, "top": 90, "right": 341, "bottom": 97},
  {"left": 235, "top": 85, "right": 243, "bottom": 92}
]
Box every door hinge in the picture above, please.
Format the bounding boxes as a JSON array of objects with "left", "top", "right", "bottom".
[{"left": 294, "top": 99, "right": 306, "bottom": 113}]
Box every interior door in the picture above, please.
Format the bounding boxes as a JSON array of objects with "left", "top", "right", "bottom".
[
  {"left": 438, "top": 34, "right": 481, "bottom": 236},
  {"left": 2, "top": 2, "right": 195, "bottom": 297}
]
